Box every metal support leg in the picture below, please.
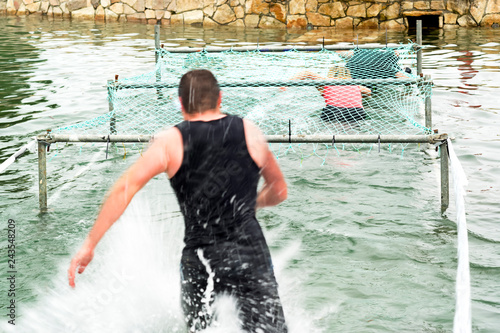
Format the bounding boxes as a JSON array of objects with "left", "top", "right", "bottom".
[
  {"left": 440, "top": 141, "right": 449, "bottom": 213},
  {"left": 38, "top": 140, "right": 48, "bottom": 212},
  {"left": 417, "top": 20, "right": 422, "bottom": 76},
  {"left": 425, "top": 96, "right": 432, "bottom": 130},
  {"left": 425, "top": 75, "right": 432, "bottom": 130},
  {"left": 154, "top": 25, "right": 163, "bottom": 99},
  {"left": 108, "top": 80, "right": 116, "bottom": 135},
  {"left": 155, "top": 24, "right": 160, "bottom": 65}
]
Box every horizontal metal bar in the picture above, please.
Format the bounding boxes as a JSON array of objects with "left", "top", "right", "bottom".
[
  {"left": 266, "top": 134, "right": 446, "bottom": 143},
  {"left": 39, "top": 134, "right": 152, "bottom": 143},
  {"left": 159, "top": 43, "right": 409, "bottom": 53},
  {"left": 39, "top": 134, "right": 447, "bottom": 144},
  {"left": 110, "top": 78, "right": 427, "bottom": 90}
]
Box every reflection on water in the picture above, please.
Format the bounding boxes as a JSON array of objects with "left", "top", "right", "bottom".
[
  {"left": 0, "top": 16, "right": 500, "bottom": 333},
  {"left": 458, "top": 51, "right": 479, "bottom": 88},
  {"left": 456, "top": 50, "right": 483, "bottom": 109},
  {"left": 0, "top": 23, "right": 45, "bottom": 129}
]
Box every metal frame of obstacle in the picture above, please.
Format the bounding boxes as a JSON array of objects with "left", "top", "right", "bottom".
[
  {"left": 149, "top": 23, "right": 432, "bottom": 129},
  {"left": 35, "top": 21, "right": 449, "bottom": 213},
  {"left": 35, "top": 133, "right": 450, "bottom": 213}
]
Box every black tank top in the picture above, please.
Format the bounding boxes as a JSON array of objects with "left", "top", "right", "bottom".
[{"left": 170, "top": 115, "right": 262, "bottom": 249}]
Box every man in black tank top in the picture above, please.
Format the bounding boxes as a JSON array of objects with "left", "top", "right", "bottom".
[{"left": 69, "top": 70, "right": 288, "bottom": 332}]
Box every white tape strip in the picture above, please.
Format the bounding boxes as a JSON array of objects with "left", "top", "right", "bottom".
[
  {"left": 0, "top": 139, "right": 37, "bottom": 174},
  {"left": 448, "top": 139, "right": 471, "bottom": 333}
]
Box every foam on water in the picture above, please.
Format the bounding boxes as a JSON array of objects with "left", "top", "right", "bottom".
[
  {"left": 3, "top": 180, "right": 317, "bottom": 332},
  {"left": 3, "top": 185, "right": 184, "bottom": 332}
]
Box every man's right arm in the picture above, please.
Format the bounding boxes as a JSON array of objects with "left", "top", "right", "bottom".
[{"left": 68, "top": 127, "right": 182, "bottom": 288}]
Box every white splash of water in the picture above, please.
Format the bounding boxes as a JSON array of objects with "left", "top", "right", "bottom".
[
  {"left": 5, "top": 183, "right": 185, "bottom": 333},
  {"left": 202, "top": 295, "right": 244, "bottom": 333},
  {"left": 3, "top": 180, "right": 322, "bottom": 332},
  {"left": 197, "top": 248, "right": 216, "bottom": 318},
  {"left": 245, "top": 104, "right": 267, "bottom": 122}
]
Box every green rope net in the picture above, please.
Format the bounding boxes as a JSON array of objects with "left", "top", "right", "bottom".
[{"left": 53, "top": 43, "right": 432, "bottom": 161}]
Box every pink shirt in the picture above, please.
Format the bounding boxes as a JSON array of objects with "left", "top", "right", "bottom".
[{"left": 322, "top": 86, "right": 363, "bottom": 108}]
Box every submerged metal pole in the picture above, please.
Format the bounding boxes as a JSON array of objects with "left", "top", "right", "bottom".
[
  {"left": 425, "top": 75, "right": 432, "bottom": 129},
  {"left": 108, "top": 79, "right": 116, "bottom": 134},
  {"left": 440, "top": 140, "right": 449, "bottom": 213},
  {"left": 37, "top": 139, "right": 48, "bottom": 212},
  {"left": 154, "top": 24, "right": 163, "bottom": 99},
  {"left": 416, "top": 20, "right": 423, "bottom": 76},
  {"left": 154, "top": 24, "right": 160, "bottom": 65},
  {"left": 425, "top": 93, "right": 432, "bottom": 130}
]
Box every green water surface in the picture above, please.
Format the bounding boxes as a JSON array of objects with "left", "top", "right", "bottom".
[{"left": 0, "top": 16, "right": 499, "bottom": 332}]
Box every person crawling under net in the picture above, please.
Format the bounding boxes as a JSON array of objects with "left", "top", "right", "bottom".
[
  {"left": 342, "top": 48, "right": 413, "bottom": 80},
  {"left": 68, "top": 69, "right": 289, "bottom": 333},
  {"left": 291, "top": 66, "right": 372, "bottom": 123}
]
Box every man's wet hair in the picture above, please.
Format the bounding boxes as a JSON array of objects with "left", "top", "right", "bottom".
[{"left": 178, "top": 69, "right": 220, "bottom": 114}]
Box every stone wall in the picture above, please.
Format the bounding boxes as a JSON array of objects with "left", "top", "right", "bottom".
[{"left": 2, "top": 0, "right": 500, "bottom": 29}]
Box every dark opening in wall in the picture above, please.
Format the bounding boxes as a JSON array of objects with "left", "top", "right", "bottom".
[{"left": 407, "top": 15, "right": 441, "bottom": 29}]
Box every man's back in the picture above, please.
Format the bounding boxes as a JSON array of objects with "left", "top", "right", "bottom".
[
  {"left": 169, "top": 113, "right": 287, "bottom": 333},
  {"left": 170, "top": 115, "right": 261, "bottom": 248}
]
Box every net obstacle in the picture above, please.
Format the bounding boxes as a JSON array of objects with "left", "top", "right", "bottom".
[{"left": 35, "top": 22, "right": 450, "bottom": 213}]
